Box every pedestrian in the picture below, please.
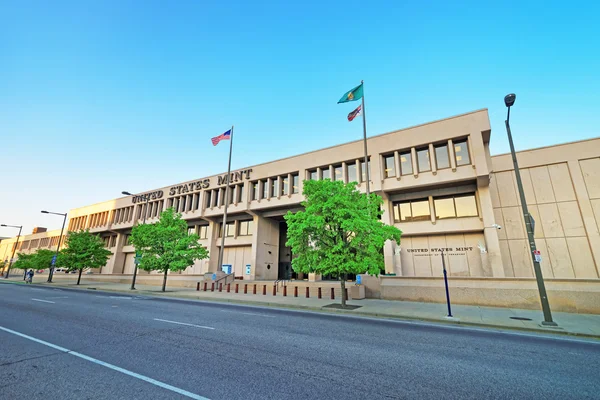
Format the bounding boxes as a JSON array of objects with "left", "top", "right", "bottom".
[{"left": 25, "top": 269, "right": 34, "bottom": 284}]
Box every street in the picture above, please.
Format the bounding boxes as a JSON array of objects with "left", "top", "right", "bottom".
[{"left": 0, "top": 283, "right": 598, "bottom": 400}]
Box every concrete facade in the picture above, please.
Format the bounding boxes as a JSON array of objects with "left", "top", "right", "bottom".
[{"left": 2, "top": 109, "right": 599, "bottom": 311}]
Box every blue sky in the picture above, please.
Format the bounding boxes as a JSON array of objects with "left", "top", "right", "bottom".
[{"left": 1, "top": 0, "right": 599, "bottom": 234}]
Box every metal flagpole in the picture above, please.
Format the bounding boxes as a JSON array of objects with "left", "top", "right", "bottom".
[
  {"left": 217, "top": 126, "right": 234, "bottom": 272},
  {"left": 360, "top": 80, "right": 370, "bottom": 195}
]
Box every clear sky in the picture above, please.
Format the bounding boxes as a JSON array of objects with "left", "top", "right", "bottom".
[{"left": 1, "top": 0, "right": 599, "bottom": 234}]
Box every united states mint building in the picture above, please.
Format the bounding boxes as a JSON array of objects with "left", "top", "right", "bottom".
[{"left": 2, "top": 109, "right": 600, "bottom": 312}]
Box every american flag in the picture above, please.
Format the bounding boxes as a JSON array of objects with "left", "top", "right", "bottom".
[
  {"left": 347, "top": 104, "right": 362, "bottom": 122},
  {"left": 211, "top": 129, "right": 231, "bottom": 146}
]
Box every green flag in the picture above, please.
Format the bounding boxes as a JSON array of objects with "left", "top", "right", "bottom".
[{"left": 337, "top": 83, "right": 363, "bottom": 103}]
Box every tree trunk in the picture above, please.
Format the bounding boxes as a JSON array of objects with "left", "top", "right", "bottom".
[
  {"left": 162, "top": 269, "right": 168, "bottom": 292},
  {"left": 340, "top": 274, "right": 347, "bottom": 308},
  {"left": 77, "top": 268, "right": 83, "bottom": 285}
]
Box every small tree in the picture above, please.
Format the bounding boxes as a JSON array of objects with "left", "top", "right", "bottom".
[
  {"left": 58, "top": 230, "right": 112, "bottom": 285},
  {"left": 130, "top": 207, "right": 209, "bottom": 292},
  {"left": 12, "top": 253, "right": 35, "bottom": 277},
  {"left": 285, "top": 179, "right": 402, "bottom": 307},
  {"left": 32, "top": 249, "right": 56, "bottom": 272}
]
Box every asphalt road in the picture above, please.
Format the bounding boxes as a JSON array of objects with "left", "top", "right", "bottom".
[{"left": 0, "top": 283, "right": 599, "bottom": 400}]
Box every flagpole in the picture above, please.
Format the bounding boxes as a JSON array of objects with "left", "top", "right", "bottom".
[
  {"left": 361, "top": 80, "right": 370, "bottom": 195},
  {"left": 217, "top": 125, "right": 234, "bottom": 273}
]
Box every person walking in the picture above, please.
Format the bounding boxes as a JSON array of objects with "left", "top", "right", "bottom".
[{"left": 25, "top": 269, "right": 34, "bottom": 284}]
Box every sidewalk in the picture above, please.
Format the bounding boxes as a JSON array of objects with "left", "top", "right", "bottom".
[{"left": 3, "top": 276, "right": 600, "bottom": 339}]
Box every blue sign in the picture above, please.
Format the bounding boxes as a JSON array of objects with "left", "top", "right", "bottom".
[
  {"left": 212, "top": 273, "right": 217, "bottom": 280},
  {"left": 134, "top": 252, "right": 142, "bottom": 265},
  {"left": 245, "top": 265, "right": 251, "bottom": 275},
  {"left": 51, "top": 255, "right": 57, "bottom": 266},
  {"left": 221, "top": 264, "right": 232, "bottom": 274},
  {"left": 356, "top": 275, "right": 362, "bottom": 285}
]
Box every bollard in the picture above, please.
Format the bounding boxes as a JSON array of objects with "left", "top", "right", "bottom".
[
  {"left": 262, "top": 285, "right": 266, "bottom": 295},
  {"left": 331, "top": 288, "right": 335, "bottom": 300},
  {"left": 244, "top": 284, "right": 248, "bottom": 294},
  {"left": 273, "top": 285, "right": 276, "bottom": 296},
  {"left": 197, "top": 282, "right": 200, "bottom": 291},
  {"left": 219, "top": 283, "right": 223, "bottom": 292},
  {"left": 253, "top": 284, "right": 257, "bottom": 295},
  {"left": 344, "top": 288, "right": 348, "bottom": 301},
  {"left": 235, "top": 283, "right": 239, "bottom": 293},
  {"left": 305, "top": 287, "right": 309, "bottom": 298},
  {"left": 283, "top": 286, "right": 287, "bottom": 296},
  {"left": 227, "top": 283, "right": 230, "bottom": 293},
  {"left": 211, "top": 282, "right": 215, "bottom": 292},
  {"left": 203, "top": 282, "right": 207, "bottom": 291},
  {"left": 294, "top": 286, "right": 298, "bottom": 297},
  {"left": 318, "top": 287, "right": 322, "bottom": 299}
]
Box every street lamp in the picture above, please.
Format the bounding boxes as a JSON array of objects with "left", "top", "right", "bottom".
[
  {"left": 1, "top": 224, "right": 23, "bottom": 279},
  {"left": 504, "top": 93, "right": 556, "bottom": 326},
  {"left": 122, "top": 191, "right": 150, "bottom": 290},
  {"left": 41, "top": 210, "right": 68, "bottom": 283}
]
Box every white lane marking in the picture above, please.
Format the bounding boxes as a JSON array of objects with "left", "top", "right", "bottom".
[
  {"left": 154, "top": 318, "right": 215, "bottom": 330},
  {"left": 48, "top": 296, "right": 69, "bottom": 299},
  {"left": 30, "top": 288, "right": 44, "bottom": 291},
  {"left": 0, "top": 325, "right": 210, "bottom": 400},
  {"left": 31, "top": 298, "right": 55, "bottom": 304},
  {"left": 219, "top": 309, "right": 274, "bottom": 318},
  {"left": 110, "top": 296, "right": 132, "bottom": 299}
]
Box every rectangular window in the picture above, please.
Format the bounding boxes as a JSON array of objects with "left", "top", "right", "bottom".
[
  {"left": 454, "top": 140, "right": 470, "bottom": 166},
  {"left": 333, "top": 164, "right": 343, "bottom": 181},
  {"left": 188, "top": 227, "right": 196, "bottom": 235},
  {"left": 400, "top": 152, "right": 413, "bottom": 175},
  {"left": 125, "top": 234, "right": 132, "bottom": 245},
  {"left": 110, "top": 235, "right": 117, "bottom": 247},
  {"left": 198, "top": 225, "right": 208, "bottom": 239},
  {"left": 321, "top": 168, "right": 331, "bottom": 180},
  {"left": 360, "top": 159, "right": 371, "bottom": 182},
  {"left": 384, "top": 155, "right": 396, "bottom": 178},
  {"left": 219, "top": 222, "right": 235, "bottom": 237},
  {"left": 411, "top": 200, "right": 431, "bottom": 221},
  {"left": 435, "top": 144, "right": 450, "bottom": 169},
  {"left": 252, "top": 182, "right": 258, "bottom": 201},
  {"left": 417, "top": 148, "right": 430, "bottom": 172},
  {"left": 308, "top": 170, "right": 318, "bottom": 180},
  {"left": 238, "top": 220, "right": 254, "bottom": 236},
  {"left": 292, "top": 174, "right": 299, "bottom": 194},
  {"left": 262, "top": 180, "right": 268, "bottom": 199},
  {"left": 281, "top": 176, "right": 289, "bottom": 196},
  {"left": 180, "top": 196, "right": 186, "bottom": 212},
  {"left": 205, "top": 191, "right": 212, "bottom": 208},
  {"left": 271, "top": 179, "right": 278, "bottom": 197},
  {"left": 455, "top": 194, "right": 478, "bottom": 217},
  {"left": 228, "top": 186, "right": 234, "bottom": 205},
  {"left": 434, "top": 197, "right": 456, "bottom": 219},
  {"left": 236, "top": 185, "right": 243, "bottom": 203},
  {"left": 347, "top": 162, "right": 357, "bottom": 183}
]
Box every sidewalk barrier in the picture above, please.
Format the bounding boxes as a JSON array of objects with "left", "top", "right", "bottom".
[
  {"left": 262, "top": 285, "right": 266, "bottom": 295},
  {"left": 219, "top": 283, "right": 223, "bottom": 292},
  {"left": 196, "top": 282, "right": 200, "bottom": 291},
  {"left": 253, "top": 284, "right": 257, "bottom": 295},
  {"left": 305, "top": 287, "right": 309, "bottom": 298},
  {"left": 294, "top": 286, "right": 298, "bottom": 297},
  {"left": 345, "top": 288, "right": 348, "bottom": 300},
  {"left": 203, "top": 282, "right": 207, "bottom": 292},
  {"left": 272, "top": 285, "right": 276, "bottom": 296},
  {"left": 318, "top": 287, "right": 322, "bottom": 299},
  {"left": 330, "top": 288, "right": 335, "bottom": 300},
  {"left": 244, "top": 284, "right": 248, "bottom": 294},
  {"left": 283, "top": 286, "right": 287, "bottom": 296},
  {"left": 227, "top": 283, "right": 230, "bottom": 293},
  {"left": 211, "top": 282, "right": 215, "bottom": 292},
  {"left": 235, "top": 283, "right": 239, "bottom": 293}
]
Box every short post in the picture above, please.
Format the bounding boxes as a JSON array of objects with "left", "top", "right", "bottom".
[
  {"left": 219, "top": 283, "right": 223, "bottom": 292},
  {"left": 331, "top": 288, "right": 335, "bottom": 300},
  {"left": 211, "top": 282, "right": 215, "bottom": 292},
  {"left": 203, "top": 282, "right": 207, "bottom": 291},
  {"left": 235, "top": 283, "right": 239, "bottom": 293},
  {"left": 344, "top": 288, "right": 348, "bottom": 300},
  {"left": 244, "top": 284, "right": 248, "bottom": 294},
  {"left": 318, "top": 287, "right": 322, "bottom": 299},
  {"left": 262, "top": 285, "right": 266, "bottom": 295},
  {"left": 305, "top": 287, "right": 309, "bottom": 298},
  {"left": 253, "top": 284, "right": 257, "bottom": 294},
  {"left": 283, "top": 286, "right": 287, "bottom": 296},
  {"left": 441, "top": 250, "right": 453, "bottom": 318},
  {"left": 294, "top": 286, "right": 298, "bottom": 297},
  {"left": 272, "top": 285, "right": 276, "bottom": 296},
  {"left": 196, "top": 282, "right": 200, "bottom": 291},
  {"left": 227, "top": 283, "right": 230, "bottom": 293}
]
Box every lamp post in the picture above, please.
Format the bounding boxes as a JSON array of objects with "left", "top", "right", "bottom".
[
  {"left": 122, "top": 191, "right": 150, "bottom": 290},
  {"left": 504, "top": 93, "right": 556, "bottom": 326},
  {"left": 41, "top": 211, "right": 67, "bottom": 283},
  {"left": 1, "top": 224, "right": 23, "bottom": 279}
]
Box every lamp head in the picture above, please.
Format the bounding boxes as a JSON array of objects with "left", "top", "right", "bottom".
[
  {"left": 41, "top": 210, "right": 49, "bottom": 214},
  {"left": 504, "top": 93, "right": 516, "bottom": 108},
  {"left": 122, "top": 191, "right": 132, "bottom": 196},
  {"left": 0, "top": 224, "right": 6, "bottom": 227}
]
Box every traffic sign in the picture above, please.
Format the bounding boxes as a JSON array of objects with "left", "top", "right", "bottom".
[
  {"left": 533, "top": 250, "right": 542, "bottom": 263},
  {"left": 51, "top": 255, "right": 57, "bottom": 266},
  {"left": 134, "top": 252, "right": 142, "bottom": 265}
]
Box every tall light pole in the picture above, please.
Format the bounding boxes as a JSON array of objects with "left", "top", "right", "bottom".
[
  {"left": 1, "top": 224, "right": 22, "bottom": 279},
  {"left": 122, "top": 191, "right": 150, "bottom": 290},
  {"left": 41, "top": 210, "right": 67, "bottom": 283},
  {"left": 504, "top": 93, "right": 556, "bottom": 326}
]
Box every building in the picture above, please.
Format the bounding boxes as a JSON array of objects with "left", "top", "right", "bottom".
[{"left": 2, "top": 109, "right": 599, "bottom": 312}]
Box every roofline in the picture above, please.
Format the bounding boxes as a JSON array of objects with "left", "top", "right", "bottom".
[{"left": 492, "top": 136, "right": 600, "bottom": 158}]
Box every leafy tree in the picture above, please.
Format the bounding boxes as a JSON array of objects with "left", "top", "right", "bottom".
[
  {"left": 32, "top": 249, "right": 56, "bottom": 271},
  {"left": 284, "top": 179, "right": 402, "bottom": 307},
  {"left": 12, "top": 253, "right": 35, "bottom": 275},
  {"left": 130, "top": 207, "right": 209, "bottom": 292},
  {"left": 58, "top": 230, "right": 112, "bottom": 285}
]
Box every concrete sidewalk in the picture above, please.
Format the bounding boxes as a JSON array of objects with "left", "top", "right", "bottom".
[{"left": 3, "top": 275, "right": 600, "bottom": 339}]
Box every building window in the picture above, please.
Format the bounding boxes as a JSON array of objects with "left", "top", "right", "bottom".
[
  {"left": 110, "top": 235, "right": 117, "bottom": 247},
  {"left": 236, "top": 184, "right": 243, "bottom": 203},
  {"left": 188, "top": 227, "right": 196, "bottom": 235},
  {"left": 251, "top": 182, "right": 258, "bottom": 201},
  {"left": 454, "top": 140, "right": 470, "bottom": 166},
  {"left": 360, "top": 159, "right": 371, "bottom": 182},
  {"left": 228, "top": 187, "right": 234, "bottom": 205},
  {"left": 393, "top": 199, "right": 430, "bottom": 222},
  {"left": 219, "top": 222, "right": 235, "bottom": 238},
  {"left": 205, "top": 191, "right": 212, "bottom": 208},
  {"left": 417, "top": 148, "right": 430, "bottom": 172},
  {"left": 321, "top": 168, "right": 331, "bottom": 180},
  {"left": 435, "top": 144, "right": 450, "bottom": 169},
  {"left": 281, "top": 176, "right": 289, "bottom": 196},
  {"left": 400, "top": 151, "right": 413, "bottom": 175},
  {"left": 292, "top": 174, "right": 299, "bottom": 194},
  {"left": 454, "top": 194, "right": 478, "bottom": 217},
  {"left": 308, "top": 170, "right": 318, "bottom": 180},
  {"left": 347, "top": 162, "right": 358, "bottom": 183},
  {"left": 333, "top": 164, "right": 343, "bottom": 181},
  {"left": 383, "top": 155, "right": 395, "bottom": 178},
  {"left": 259, "top": 180, "right": 267, "bottom": 199},
  {"left": 434, "top": 197, "right": 456, "bottom": 219},
  {"left": 271, "top": 179, "right": 278, "bottom": 197},
  {"left": 125, "top": 234, "right": 132, "bottom": 245},
  {"left": 238, "top": 220, "right": 254, "bottom": 236},
  {"left": 198, "top": 225, "right": 208, "bottom": 239}
]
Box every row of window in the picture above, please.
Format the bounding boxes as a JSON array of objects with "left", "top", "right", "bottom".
[
  {"left": 307, "top": 158, "right": 371, "bottom": 184},
  {"left": 393, "top": 194, "right": 478, "bottom": 222},
  {"left": 218, "top": 220, "right": 254, "bottom": 237},
  {"left": 250, "top": 173, "right": 300, "bottom": 201},
  {"left": 383, "top": 139, "right": 470, "bottom": 178},
  {"left": 12, "top": 236, "right": 61, "bottom": 252}
]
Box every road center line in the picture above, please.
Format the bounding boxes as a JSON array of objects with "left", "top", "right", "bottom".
[
  {"left": 154, "top": 318, "right": 215, "bottom": 330},
  {"left": 31, "top": 298, "right": 55, "bottom": 304},
  {"left": 0, "top": 325, "right": 210, "bottom": 400},
  {"left": 241, "top": 312, "right": 275, "bottom": 318}
]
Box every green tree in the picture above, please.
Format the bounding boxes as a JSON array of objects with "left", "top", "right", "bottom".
[
  {"left": 58, "top": 230, "right": 112, "bottom": 285},
  {"left": 284, "top": 179, "right": 402, "bottom": 307},
  {"left": 12, "top": 252, "right": 35, "bottom": 275},
  {"left": 32, "top": 249, "right": 56, "bottom": 271},
  {"left": 130, "top": 207, "right": 209, "bottom": 292}
]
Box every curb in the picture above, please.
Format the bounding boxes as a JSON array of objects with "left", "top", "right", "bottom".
[{"left": 4, "top": 280, "right": 599, "bottom": 340}]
